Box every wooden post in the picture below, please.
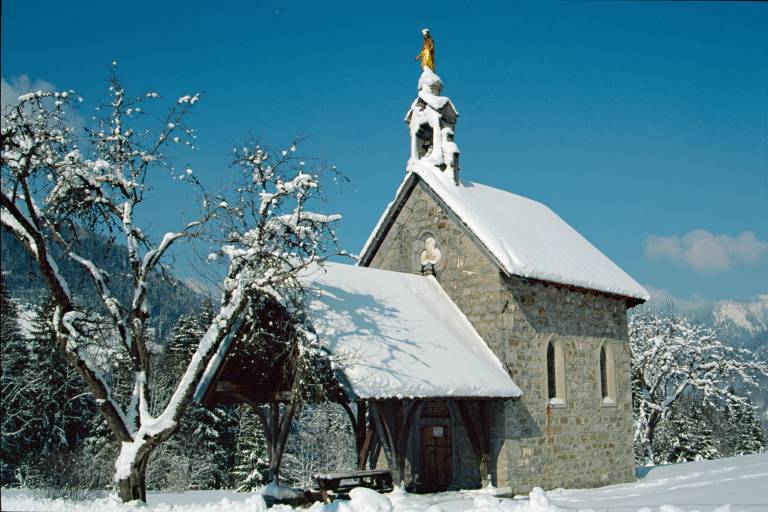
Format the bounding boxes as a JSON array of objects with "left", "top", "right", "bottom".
[
  {"left": 370, "top": 403, "right": 394, "bottom": 472},
  {"left": 341, "top": 401, "right": 369, "bottom": 457},
  {"left": 456, "top": 400, "right": 491, "bottom": 485},
  {"left": 358, "top": 428, "right": 375, "bottom": 469},
  {"left": 357, "top": 401, "right": 368, "bottom": 456},
  {"left": 267, "top": 401, "right": 279, "bottom": 482},
  {"left": 266, "top": 400, "right": 295, "bottom": 484},
  {"left": 395, "top": 403, "right": 405, "bottom": 484},
  {"left": 369, "top": 400, "right": 422, "bottom": 488},
  {"left": 273, "top": 401, "right": 295, "bottom": 476},
  {"left": 479, "top": 401, "right": 490, "bottom": 485},
  {"left": 370, "top": 402, "right": 401, "bottom": 485}
]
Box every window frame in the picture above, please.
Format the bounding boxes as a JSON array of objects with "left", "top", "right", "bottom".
[
  {"left": 545, "top": 338, "right": 566, "bottom": 407},
  {"left": 598, "top": 342, "right": 618, "bottom": 406}
]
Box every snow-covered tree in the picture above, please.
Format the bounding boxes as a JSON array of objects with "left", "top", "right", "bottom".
[
  {"left": 629, "top": 312, "right": 768, "bottom": 464},
  {"left": 148, "top": 306, "right": 238, "bottom": 490},
  {"left": 282, "top": 402, "right": 356, "bottom": 488},
  {"left": 1, "top": 70, "right": 341, "bottom": 502},
  {"left": 721, "top": 394, "right": 766, "bottom": 456},
  {"left": 167, "top": 301, "right": 214, "bottom": 373},
  {"left": 652, "top": 396, "right": 720, "bottom": 464},
  {"left": 0, "top": 274, "right": 27, "bottom": 483},
  {"left": 0, "top": 290, "right": 98, "bottom": 485},
  {"left": 233, "top": 405, "right": 270, "bottom": 491}
]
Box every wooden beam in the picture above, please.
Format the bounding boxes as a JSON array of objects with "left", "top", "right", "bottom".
[
  {"left": 267, "top": 401, "right": 280, "bottom": 481},
  {"left": 400, "top": 400, "right": 423, "bottom": 478},
  {"left": 369, "top": 400, "right": 423, "bottom": 488},
  {"left": 357, "top": 401, "right": 368, "bottom": 453},
  {"left": 370, "top": 402, "right": 399, "bottom": 485},
  {"left": 339, "top": 401, "right": 359, "bottom": 444},
  {"left": 455, "top": 400, "right": 490, "bottom": 484},
  {"left": 265, "top": 401, "right": 295, "bottom": 483},
  {"left": 456, "top": 401, "right": 481, "bottom": 456},
  {"left": 216, "top": 380, "right": 236, "bottom": 392},
  {"left": 273, "top": 401, "right": 295, "bottom": 475},
  {"left": 358, "top": 428, "right": 375, "bottom": 470},
  {"left": 394, "top": 403, "right": 405, "bottom": 484},
  {"left": 221, "top": 385, "right": 294, "bottom": 404},
  {"left": 479, "top": 401, "right": 490, "bottom": 484},
  {"left": 371, "top": 438, "right": 382, "bottom": 470},
  {"left": 273, "top": 391, "right": 295, "bottom": 402},
  {"left": 233, "top": 393, "right": 273, "bottom": 448},
  {"left": 403, "top": 401, "right": 423, "bottom": 439}
]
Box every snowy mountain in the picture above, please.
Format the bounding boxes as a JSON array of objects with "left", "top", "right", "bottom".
[
  {"left": 685, "top": 295, "right": 768, "bottom": 355},
  {"left": 702, "top": 296, "right": 768, "bottom": 426},
  {"left": 712, "top": 295, "right": 768, "bottom": 348},
  {"left": 1, "top": 227, "right": 205, "bottom": 338}
]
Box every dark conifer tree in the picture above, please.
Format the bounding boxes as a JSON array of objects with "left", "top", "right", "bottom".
[
  {"left": 233, "top": 406, "right": 269, "bottom": 491},
  {"left": 723, "top": 395, "right": 766, "bottom": 455},
  {"left": 1, "top": 274, "right": 27, "bottom": 483}
]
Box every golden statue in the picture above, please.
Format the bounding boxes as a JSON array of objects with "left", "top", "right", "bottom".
[{"left": 416, "top": 28, "right": 435, "bottom": 71}]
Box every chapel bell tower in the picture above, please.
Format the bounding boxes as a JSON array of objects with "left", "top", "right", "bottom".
[{"left": 406, "top": 29, "right": 461, "bottom": 184}]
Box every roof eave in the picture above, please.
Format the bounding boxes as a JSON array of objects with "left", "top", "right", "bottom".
[
  {"left": 355, "top": 394, "right": 522, "bottom": 401},
  {"left": 358, "top": 172, "right": 419, "bottom": 267},
  {"left": 359, "top": 171, "right": 648, "bottom": 305}
]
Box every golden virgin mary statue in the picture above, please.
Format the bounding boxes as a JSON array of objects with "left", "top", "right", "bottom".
[{"left": 416, "top": 29, "right": 435, "bottom": 71}]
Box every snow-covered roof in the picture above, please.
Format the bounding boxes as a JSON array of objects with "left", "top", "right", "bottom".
[
  {"left": 300, "top": 262, "right": 522, "bottom": 400},
  {"left": 360, "top": 163, "right": 649, "bottom": 302}
]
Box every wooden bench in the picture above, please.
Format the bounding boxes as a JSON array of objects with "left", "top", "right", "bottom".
[{"left": 313, "top": 469, "right": 392, "bottom": 502}]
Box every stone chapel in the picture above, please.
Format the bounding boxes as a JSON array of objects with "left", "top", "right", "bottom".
[
  {"left": 197, "top": 55, "right": 649, "bottom": 495},
  {"left": 354, "top": 63, "right": 649, "bottom": 492}
]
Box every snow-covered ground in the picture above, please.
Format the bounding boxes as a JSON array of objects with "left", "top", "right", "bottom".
[{"left": 2, "top": 453, "right": 766, "bottom": 512}]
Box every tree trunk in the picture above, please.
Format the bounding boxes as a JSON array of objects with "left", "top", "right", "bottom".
[
  {"left": 116, "top": 451, "right": 150, "bottom": 503},
  {"left": 643, "top": 409, "right": 661, "bottom": 464}
]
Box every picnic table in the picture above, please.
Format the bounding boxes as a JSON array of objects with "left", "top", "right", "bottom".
[{"left": 313, "top": 468, "right": 392, "bottom": 502}]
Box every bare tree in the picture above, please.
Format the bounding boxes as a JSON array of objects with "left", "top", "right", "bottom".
[
  {"left": 629, "top": 311, "right": 768, "bottom": 464},
  {"left": 1, "top": 70, "right": 341, "bottom": 502}
]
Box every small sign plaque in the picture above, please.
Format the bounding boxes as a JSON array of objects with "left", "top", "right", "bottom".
[{"left": 433, "top": 426, "right": 444, "bottom": 437}]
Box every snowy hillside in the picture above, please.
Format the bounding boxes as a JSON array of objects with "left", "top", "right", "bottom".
[
  {"left": 711, "top": 295, "right": 768, "bottom": 349},
  {"left": 714, "top": 295, "right": 768, "bottom": 334},
  {"left": 641, "top": 293, "right": 768, "bottom": 353},
  {"left": 3, "top": 453, "right": 767, "bottom": 512}
]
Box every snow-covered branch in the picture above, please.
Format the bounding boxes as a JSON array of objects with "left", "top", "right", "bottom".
[
  {"left": 2, "top": 71, "right": 343, "bottom": 503},
  {"left": 629, "top": 311, "right": 768, "bottom": 464}
]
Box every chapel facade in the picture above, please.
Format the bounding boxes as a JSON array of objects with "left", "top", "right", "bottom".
[
  {"left": 356, "top": 64, "right": 647, "bottom": 493},
  {"left": 197, "top": 42, "right": 649, "bottom": 497}
]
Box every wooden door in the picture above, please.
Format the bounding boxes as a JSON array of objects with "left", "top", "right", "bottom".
[{"left": 421, "top": 424, "right": 452, "bottom": 492}]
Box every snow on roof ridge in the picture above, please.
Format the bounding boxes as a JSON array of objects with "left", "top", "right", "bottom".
[{"left": 360, "top": 164, "right": 649, "bottom": 302}]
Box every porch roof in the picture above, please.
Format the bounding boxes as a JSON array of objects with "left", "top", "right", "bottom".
[{"left": 300, "top": 262, "right": 521, "bottom": 401}]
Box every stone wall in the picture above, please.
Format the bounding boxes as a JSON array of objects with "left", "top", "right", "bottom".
[
  {"left": 367, "top": 178, "right": 636, "bottom": 493},
  {"left": 499, "top": 275, "right": 636, "bottom": 492}
]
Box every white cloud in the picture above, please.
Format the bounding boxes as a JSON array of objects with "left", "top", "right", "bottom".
[
  {"left": 645, "top": 229, "right": 768, "bottom": 271},
  {"left": 1, "top": 74, "right": 56, "bottom": 108},
  {"left": 1, "top": 74, "right": 84, "bottom": 131}
]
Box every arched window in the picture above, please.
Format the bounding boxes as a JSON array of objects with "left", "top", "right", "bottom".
[
  {"left": 546, "top": 339, "right": 565, "bottom": 404},
  {"left": 415, "top": 123, "right": 434, "bottom": 159},
  {"left": 547, "top": 342, "right": 557, "bottom": 399},
  {"left": 599, "top": 343, "right": 617, "bottom": 404},
  {"left": 599, "top": 346, "right": 608, "bottom": 399}
]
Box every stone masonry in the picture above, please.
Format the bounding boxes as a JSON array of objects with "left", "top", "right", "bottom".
[{"left": 366, "top": 179, "right": 636, "bottom": 493}]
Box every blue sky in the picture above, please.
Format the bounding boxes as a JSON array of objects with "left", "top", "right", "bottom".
[{"left": 2, "top": 1, "right": 766, "bottom": 305}]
